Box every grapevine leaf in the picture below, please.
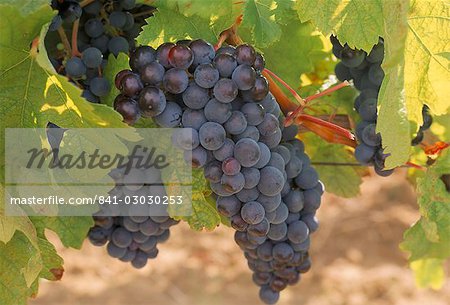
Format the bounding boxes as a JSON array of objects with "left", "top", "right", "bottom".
[
  {"left": 262, "top": 20, "right": 326, "bottom": 88},
  {"left": 302, "top": 133, "right": 363, "bottom": 197},
  {"left": 273, "top": 0, "right": 298, "bottom": 24},
  {"left": 0, "top": 232, "right": 64, "bottom": 305},
  {"left": 153, "top": 0, "right": 235, "bottom": 24},
  {"left": 0, "top": 5, "right": 129, "bottom": 181},
  {"left": 0, "top": 201, "right": 38, "bottom": 247},
  {"left": 174, "top": 168, "right": 221, "bottom": 231},
  {"left": 400, "top": 149, "right": 450, "bottom": 288},
  {"left": 0, "top": 232, "right": 39, "bottom": 305},
  {"left": 432, "top": 114, "right": 450, "bottom": 142},
  {"left": 58, "top": 128, "right": 139, "bottom": 183},
  {"left": 379, "top": 0, "right": 450, "bottom": 168},
  {"left": 0, "top": 5, "right": 124, "bottom": 302},
  {"left": 403, "top": 0, "right": 450, "bottom": 124},
  {"left": 410, "top": 258, "right": 445, "bottom": 289},
  {"left": 137, "top": 7, "right": 217, "bottom": 48},
  {"left": 143, "top": 1, "right": 298, "bottom": 49},
  {"left": 133, "top": 117, "right": 158, "bottom": 128},
  {"left": 30, "top": 216, "right": 94, "bottom": 249},
  {"left": 241, "top": 0, "right": 282, "bottom": 48},
  {"left": 101, "top": 53, "right": 130, "bottom": 107},
  {"left": 295, "top": 0, "right": 383, "bottom": 51},
  {"left": 376, "top": 0, "right": 411, "bottom": 168}
]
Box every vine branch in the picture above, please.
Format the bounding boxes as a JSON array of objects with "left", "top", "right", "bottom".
[{"left": 57, "top": 26, "right": 72, "bottom": 56}]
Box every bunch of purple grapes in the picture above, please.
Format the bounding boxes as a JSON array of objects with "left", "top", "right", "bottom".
[
  {"left": 112, "top": 40, "right": 322, "bottom": 304},
  {"left": 88, "top": 163, "right": 179, "bottom": 269},
  {"left": 331, "top": 36, "right": 432, "bottom": 175},
  {"left": 46, "top": 0, "right": 154, "bottom": 103}
]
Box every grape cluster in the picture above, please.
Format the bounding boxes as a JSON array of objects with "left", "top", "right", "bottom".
[
  {"left": 331, "top": 36, "right": 433, "bottom": 175},
  {"left": 88, "top": 213, "right": 179, "bottom": 268},
  {"left": 46, "top": 0, "right": 154, "bottom": 103},
  {"left": 331, "top": 36, "right": 394, "bottom": 176},
  {"left": 88, "top": 164, "right": 179, "bottom": 268},
  {"left": 113, "top": 40, "right": 323, "bottom": 304}
]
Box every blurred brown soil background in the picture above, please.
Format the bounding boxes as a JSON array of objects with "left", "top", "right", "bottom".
[{"left": 30, "top": 170, "right": 450, "bottom": 305}]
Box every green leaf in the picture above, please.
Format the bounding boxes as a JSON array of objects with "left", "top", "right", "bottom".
[
  {"left": 168, "top": 168, "right": 221, "bottom": 231},
  {"left": 273, "top": 0, "right": 298, "bottom": 24},
  {"left": 0, "top": 7, "right": 129, "bottom": 180},
  {"left": 139, "top": 0, "right": 299, "bottom": 49},
  {"left": 101, "top": 53, "right": 130, "bottom": 107},
  {"left": 403, "top": 0, "right": 450, "bottom": 124},
  {"left": 133, "top": 117, "right": 158, "bottom": 128},
  {"left": 295, "top": 0, "right": 383, "bottom": 51},
  {"left": 182, "top": 168, "right": 221, "bottom": 231},
  {"left": 0, "top": 4, "right": 123, "bottom": 301},
  {"left": 0, "top": 231, "right": 64, "bottom": 305},
  {"left": 400, "top": 149, "right": 450, "bottom": 288},
  {"left": 35, "top": 236, "right": 64, "bottom": 281},
  {"left": 241, "top": 0, "right": 282, "bottom": 48},
  {"left": 376, "top": 0, "right": 411, "bottom": 168},
  {"left": 154, "top": 0, "right": 235, "bottom": 23},
  {"left": 0, "top": 232, "right": 39, "bottom": 305},
  {"left": 303, "top": 133, "right": 363, "bottom": 197},
  {"left": 0, "top": 199, "right": 38, "bottom": 248},
  {"left": 432, "top": 113, "right": 450, "bottom": 142},
  {"left": 410, "top": 258, "right": 445, "bottom": 290},
  {"left": 31, "top": 216, "right": 94, "bottom": 249},
  {"left": 137, "top": 7, "right": 218, "bottom": 48},
  {"left": 296, "top": 0, "right": 450, "bottom": 168},
  {"left": 261, "top": 20, "right": 326, "bottom": 87}
]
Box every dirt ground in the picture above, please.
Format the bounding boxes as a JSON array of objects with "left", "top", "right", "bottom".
[{"left": 30, "top": 170, "right": 450, "bottom": 305}]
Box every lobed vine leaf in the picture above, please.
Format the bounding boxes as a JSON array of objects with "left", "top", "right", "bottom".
[
  {"left": 376, "top": 0, "right": 411, "bottom": 168},
  {"left": 137, "top": 7, "right": 218, "bottom": 48},
  {"left": 400, "top": 149, "right": 450, "bottom": 289},
  {"left": 167, "top": 168, "right": 221, "bottom": 231},
  {"left": 241, "top": 0, "right": 282, "bottom": 48},
  {"left": 403, "top": 0, "right": 450, "bottom": 125},
  {"left": 410, "top": 258, "right": 445, "bottom": 290},
  {"left": 30, "top": 216, "right": 94, "bottom": 249},
  {"left": 302, "top": 133, "right": 363, "bottom": 198},
  {"left": 0, "top": 232, "right": 41, "bottom": 305},
  {"left": 295, "top": 0, "right": 383, "bottom": 51},
  {"left": 261, "top": 20, "right": 326, "bottom": 88}
]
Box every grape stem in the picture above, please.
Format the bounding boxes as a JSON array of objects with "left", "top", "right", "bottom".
[
  {"left": 423, "top": 141, "right": 449, "bottom": 156},
  {"left": 98, "top": 66, "right": 102, "bottom": 77},
  {"left": 312, "top": 162, "right": 363, "bottom": 166},
  {"left": 313, "top": 161, "right": 426, "bottom": 170},
  {"left": 132, "top": 9, "right": 157, "bottom": 18},
  {"left": 263, "top": 68, "right": 305, "bottom": 106},
  {"left": 56, "top": 26, "right": 72, "bottom": 56},
  {"left": 71, "top": 19, "right": 81, "bottom": 57},
  {"left": 101, "top": 8, "right": 121, "bottom": 37},
  {"left": 405, "top": 161, "right": 426, "bottom": 170},
  {"left": 262, "top": 71, "right": 298, "bottom": 113},
  {"left": 214, "top": 15, "right": 243, "bottom": 50},
  {"left": 285, "top": 81, "right": 350, "bottom": 126},
  {"left": 79, "top": 0, "right": 95, "bottom": 7},
  {"left": 305, "top": 81, "right": 350, "bottom": 103},
  {"left": 294, "top": 114, "right": 357, "bottom": 147},
  {"left": 213, "top": 16, "right": 356, "bottom": 148}
]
